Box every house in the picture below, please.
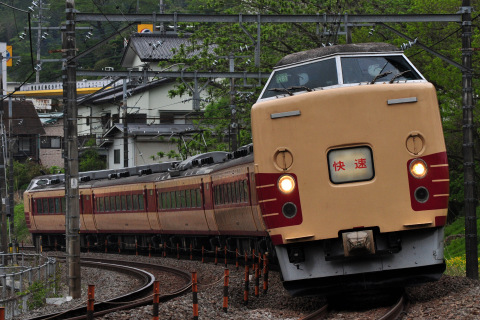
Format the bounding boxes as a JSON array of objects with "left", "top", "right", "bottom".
[
  {"left": 100, "top": 123, "right": 201, "bottom": 169},
  {"left": 38, "top": 112, "right": 64, "bottom": 168},
  {"left": 1, "top": 100, "right": 45, "bottom": 163},
  {"left": 77, "top": 32, "right": 207, "bottom": 168}
]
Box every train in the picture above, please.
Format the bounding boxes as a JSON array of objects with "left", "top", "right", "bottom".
[{"left": 24, "top": 42, "right": 449, "bottom": 296}]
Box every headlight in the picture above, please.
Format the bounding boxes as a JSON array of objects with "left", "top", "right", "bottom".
[
  {"left": 278, "top": 175, "right": 296, "bottom": 194},
  {"left": 410, "top": 159, "right": 428, "bottom": 179}
]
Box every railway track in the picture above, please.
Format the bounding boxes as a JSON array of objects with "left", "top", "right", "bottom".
[
  {"left": 25, "top": 256, "right": 192, "bottom": 320},
  {"left": 300, "top": 294, "right": 407, "bottom": 320}
]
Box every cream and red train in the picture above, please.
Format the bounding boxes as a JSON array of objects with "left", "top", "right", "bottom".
[{"left": 24, "top": 42, "right": 449, "bottom": 295}]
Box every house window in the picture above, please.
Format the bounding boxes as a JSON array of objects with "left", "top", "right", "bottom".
[
  {"left": 114, "top": 149, "right": 120, "bottom": 164},
  {"left": 159, "top": 113, "right": 174, "bottom": 124},
  {"left": 41, "top": 137, "right": 62, "bottom": 149},
  {"left": 18, "top": 137, "right": 31, "bottom": 152}
]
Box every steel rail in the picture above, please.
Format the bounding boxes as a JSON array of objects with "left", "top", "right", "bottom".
[
  {"left": 24, "top": 257, "right": 191, "bottom": 320},
  {"left": 378, "top": 294, "right": 407, "bottom": 320},
  {"left": 300, "top": 303, "right": 329, "bottom": 320}
]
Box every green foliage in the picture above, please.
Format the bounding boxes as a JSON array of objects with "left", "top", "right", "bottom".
[
  {"left": 13, "top": 161, "right": 47, "bottom": 192},
  {"left": 17, "top": 281, "right": 47, "bottom": 310},
  {"left": 79, "top": 139, "right": 106, "bottom": 172},
  {"left": 166, "top": 149, "right": 181, "bottom": 160},
  {"left": 444, "top": 215, "right": 480, "bottom": 275},
  {"left": 17, "top": 271, "right": 61, "bottom": 311},
  {"left": 14, "top": 203, "right": 30, "bottom": 243}
]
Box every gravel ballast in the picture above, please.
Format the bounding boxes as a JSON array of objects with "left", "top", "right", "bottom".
[{"left": 13, "top": 252, "right": 480, "bottom": 319}]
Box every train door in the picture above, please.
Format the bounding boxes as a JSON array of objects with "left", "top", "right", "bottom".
[
  {"left": 28, "top": 196, "right": 38, "bottom": 230},
  {"left": 146, "top": 187, "right": 160, "bottom": 230},
  {"left": 81, "top": 193, "right": 97, "bottom": 231},
  {"left": 202, "top": 177, "right": 218, "bottom": 232}
]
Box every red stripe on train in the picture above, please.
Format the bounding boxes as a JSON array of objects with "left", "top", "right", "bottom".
[{"left": 407, "top": 152, "right": 449, "bottom": 211}]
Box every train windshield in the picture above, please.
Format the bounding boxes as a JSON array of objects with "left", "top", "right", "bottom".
[
  {"left": 341, "top": 55, "right": 422, "bottom": 84},
  {"left": 260, "top": 54, "right": 423, "bottom": 100},
  {"left": 261, "top": 58, "right": 338, "bottom": 99}
]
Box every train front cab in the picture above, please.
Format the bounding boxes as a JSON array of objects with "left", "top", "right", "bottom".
[{"left": 251, "top": 45, "right": 449, "bottom": 296}]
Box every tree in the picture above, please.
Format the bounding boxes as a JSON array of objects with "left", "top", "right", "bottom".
[
  {"left": 79, "top": 139, "right": 106, "bottom": 171},
  {"left": 12, "top": 160, "right": 47, "bottom": 192}
]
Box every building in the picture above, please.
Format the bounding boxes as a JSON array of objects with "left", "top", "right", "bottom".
[
  {"left": 38, "top": 112, "right": 64, "bottom": 168},
  {"left": 78, "top": 32, "right": 206, "bottom": 168},
  {"left": 1, "top": 100, "right": 45, "bottom": 163}
]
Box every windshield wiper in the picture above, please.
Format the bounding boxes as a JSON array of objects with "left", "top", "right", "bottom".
[
  {"left": 370, "top": 71, "right": 392, "bottom": 84},
  {"left": 389, "top": 70, "right": 412, "bottom": 83},
  {"left": 287, "top": 86, "right": 313, "bottom": 92},
  {"left": 268, "top": 87, "right": 293, "bottom": 96}
]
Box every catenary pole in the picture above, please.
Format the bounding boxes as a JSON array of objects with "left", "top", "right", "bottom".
[
  {"left": 64, "top": 0, "right": 81, "bottom": 298},
  {"left": 8, "top": 96, "right": 14, "bottom": 253},
  {"left": 461, "top": 0, "right": 478, "bottom": 280},
  {"left": 123, "top": 79, "right": 128, "bottom": 168},
  {"left": 0, "top": 58, "right": 7, "bottom": 254}
]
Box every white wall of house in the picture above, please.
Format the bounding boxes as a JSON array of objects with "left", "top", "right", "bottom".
[
  {"left": 134, "top": 140, "right": 180, "bottom": 165},
  {"left": 108, "top": 134, "right": 135, "bottom": 169}
]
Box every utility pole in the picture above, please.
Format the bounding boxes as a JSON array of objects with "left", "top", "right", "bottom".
[
  {"left": 461, "top": 0, "right": 478, "bottom": 280},
  {"left": 122, "top": 78, "right": 128, "bottom": 168},
  {"left": 8, "top": 96, "right": 14, "bottom": 253},
  {"left": 34, "top": 0, "right": 47, "bottom": 83},
  {"left": 63, "top": 0, "right": 81, "bottom": 298},
  {"left": 0, "top": 54, "right": 7, "bottom": 254},
  {"left": 229, "top": 54, "right": 237, "bottom": 151}
]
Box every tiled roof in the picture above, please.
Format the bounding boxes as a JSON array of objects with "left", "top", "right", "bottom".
[
  {"left": 1, "top": 100, "right": 45, "bottom": 135},
  {"left": 78, "top": 78, "right": 173, "bottom": 105},
  {"left": 122, "top": 33, "right": 195, "bottom": 66},
  {"left": 104, "top": 123, "right": 198, "bottom": 137}
]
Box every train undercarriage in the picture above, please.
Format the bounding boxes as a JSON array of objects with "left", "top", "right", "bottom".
[{"left": 32, "top": 233, "right": 274, "bottom": 259}]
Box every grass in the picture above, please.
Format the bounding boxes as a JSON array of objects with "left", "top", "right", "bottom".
[{"left": 443, "top": 213, "right": 480, "bottom": 276}]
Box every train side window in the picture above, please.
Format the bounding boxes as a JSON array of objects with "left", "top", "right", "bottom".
[
  {"left": 180, "top": 190, "right": 186, "bottom": 208},
  {"left": 133, "top": 194, "right": 139, "bottom": 210},
  {"left": 196, "top": 189, "right": 202, "bottom": 208},
  {"left": 48, "top": 198, "right": 54, "bottom": 213},
  {"left": 127, "top": 195, "right": 133, "bottom": 211},
  {"left": 43, "top": 198, "right": 49, "bottom": 214},
  {"left": 121, "top": 195, "right": 127, "bottom": 211},
  {"left": 186, "top": 189, "right": 191, "bottom": 208},
  {"left": 110, "top": 197, "right": 115, "bottom": 211},
  {"left": 62, "top": 198, "right": 66, "bottom": 213},
  {"left": 36, "top": 199, "right": 43, "bottom": 214},
  {"left": 227, "top": 183, "right": 231, "bottom": 203},
  {"left": 244, "top": 180, "right": 249, "bottom": 202},
  {"left": 231, "top": 183, "right": 235, "bottom": 203},
  {"left": 100, "top": 197, "right": 105, "bottom": 212},
  {"left": 170, "top": 191, "right": 176, "bottom": 209},
  {"left": 105, "top": 197, "right": 110, "bottom": 212},
  {"left": 235, "top": 181, "right": 240, "bottom": 203},
  {"left": 239, "top": 181, "right": 244, "bottom": 202},
  {"left": 157, "top": 192, "right": 162, "bottom": 210},
  {"left": 139, "top": 195, "right": 145, "bottom": 210},
  {"left": 55, "top": 198, "right": 61, "bottom": 213},
  {"left": 220, "top": 185, "right": 224, "bottom": 204},
  {"left": 162, "top": 193, "right": 168, "bottom": 209},
  {"left": 116, "top": 196, "right": 121, "bottom": 211},
  {"left": 214, "top": 186, "right": 219, "bottom": 205},
  {"left": 175, "top": 191, "right": 181, "bottom": 209},
  {"left": 191, "top": 189, "right": 197, "bottom": 207}
]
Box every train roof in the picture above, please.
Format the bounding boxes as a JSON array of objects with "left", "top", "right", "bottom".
[
  {"left": 275, "top": 42, "right": 400, "bottom": 67},
  {"left": 25, "top": 146, "right": 254, "bottom": 192}
]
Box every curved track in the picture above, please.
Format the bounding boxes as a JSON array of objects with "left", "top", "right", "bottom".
[
  {"left": 300, "top": 294, "right": 407, "bottom": 320},
  {"left": 26, "top": 257, "right": 191, "bottom": 320}
]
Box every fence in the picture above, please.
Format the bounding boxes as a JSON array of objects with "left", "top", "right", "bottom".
[{"left": 0, "top": 252, "right": 57, "bottom": 320}]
